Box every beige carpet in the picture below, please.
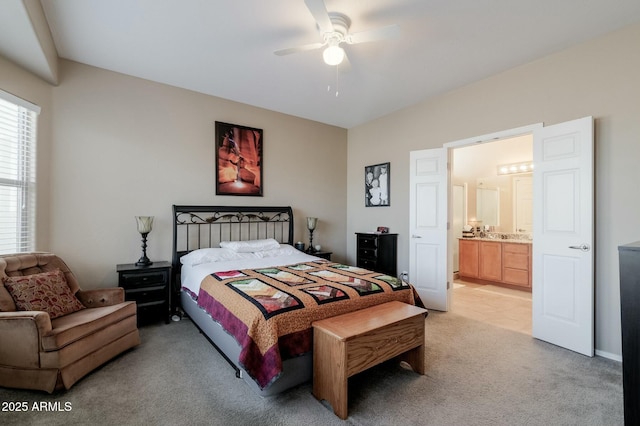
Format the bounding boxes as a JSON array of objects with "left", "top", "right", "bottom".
[{"left": 0, "top": 310, "right": 623, "bottom": 425}]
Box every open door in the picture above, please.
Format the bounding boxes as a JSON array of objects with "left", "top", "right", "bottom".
[
  {"left": 409, "top": 148, "right": 449, "bottom": 311},
  {"left": 532, "top": 116, "right": 594, "bottom": 356}
]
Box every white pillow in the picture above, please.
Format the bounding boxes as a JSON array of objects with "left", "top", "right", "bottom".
[
  {"left": 180, "top": 248, "right": 241, "bottom": 266},
  {"left": 253, "top": 244, "right": 296, "bottom": 258},
  {"left": 220, "top": 238, "right": 280, "bottom": 253}
]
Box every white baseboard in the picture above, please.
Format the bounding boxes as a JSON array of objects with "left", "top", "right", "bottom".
[{"left": 595, "top": 349, "right": 622, "bottom": 362}]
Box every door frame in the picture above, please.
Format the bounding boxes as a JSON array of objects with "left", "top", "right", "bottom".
[
  {"left": 513, "top": 175, "right": 533, "bottom": 233},
  {"left": 444, "top": 123, "right": 543, "bottom": 300},
  {"left": 452, "top": 183, "right": 468, "bottom": 273}
]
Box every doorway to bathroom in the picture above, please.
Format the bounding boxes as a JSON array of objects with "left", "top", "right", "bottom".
[{"left": 451, "top": 135, "right": 533, "bottom": 335}]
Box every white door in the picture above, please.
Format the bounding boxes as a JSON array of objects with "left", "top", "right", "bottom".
[
  {"left": 409, "top": 148, "right": 448, "bottom": 311},
  {"left": 514, "top": 176, "right": 533, "bottom": 233},
  {"left": 532, "top": 116, "right": 594, "bottom": 356}
]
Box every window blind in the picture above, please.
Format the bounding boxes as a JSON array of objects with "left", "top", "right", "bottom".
[{"left": 0, "top": 90, "right": 39, "bottom": 254}]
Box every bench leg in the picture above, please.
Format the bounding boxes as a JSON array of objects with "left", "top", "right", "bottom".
[
  {"left": 313, "top": 331, "right": 349, "bottom": 419},
  {"left": 331, "top": 370, "right": 348, "bottom": 420},
  {"left": 399, "top": 343, "right": 425, "bottom": 375}
]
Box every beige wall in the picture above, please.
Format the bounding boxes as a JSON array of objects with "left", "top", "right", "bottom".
[
  {"left": 347, "top": 22, "right": 640, "bottom": 357},
  {"left": 1, "top": 58, "right": 348, "bottom": 289}
]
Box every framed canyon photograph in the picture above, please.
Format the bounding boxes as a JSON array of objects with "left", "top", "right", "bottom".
[{"left": 215, "top": 121, "right": 263, "bottom": 196}]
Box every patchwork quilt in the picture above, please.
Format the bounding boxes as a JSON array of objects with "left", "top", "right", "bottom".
[{"left": 192, "top": 260, "right": 423, "bottom": 389}]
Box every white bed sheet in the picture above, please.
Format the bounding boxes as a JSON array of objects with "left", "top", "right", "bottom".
[{"left": 180, "top": 245, "right": 322, "bottom": 295}]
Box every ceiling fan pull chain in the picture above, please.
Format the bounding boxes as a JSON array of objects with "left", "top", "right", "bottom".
[{"left": 335, "top": 64, "right": 340, "bottom": 97}]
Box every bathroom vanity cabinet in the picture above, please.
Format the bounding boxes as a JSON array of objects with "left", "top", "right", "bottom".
[
  {"left": 458, "top": 239, "right": 479, "bottom": 278},
  {"left": 479, "top": 241, "right": 502, "bottom": 282},
  {"left": 502, "top": 243, "right": 531, "bottom": 287},
  {"left": 458, "top": 239, "right": 531, "bottom": 288}
]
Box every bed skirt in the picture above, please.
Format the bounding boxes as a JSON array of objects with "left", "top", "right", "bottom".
[{"left": 180, "top": 291, "right": 312, "bottom": 397}]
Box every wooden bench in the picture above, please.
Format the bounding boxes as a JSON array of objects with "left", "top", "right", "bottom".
[{"left": 312, "top": 301, "right": 428, "bottom": 419}]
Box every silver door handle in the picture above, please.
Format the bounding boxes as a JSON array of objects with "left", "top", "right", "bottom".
[
  {"left": 569, "top": 244, "right": 590, "bottom": 252},
  {"left": 411, "top": 234, "right": 422, "bottom": 238}
]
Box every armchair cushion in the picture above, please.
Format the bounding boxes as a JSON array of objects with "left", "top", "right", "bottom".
[
  {"left": 4, "top": 269, "right": 85, "bottom": 319},
  {"left": 42, "top": 302, "right": 136, "bottom": 352}
]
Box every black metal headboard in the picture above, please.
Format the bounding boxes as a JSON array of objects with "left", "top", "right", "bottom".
[{"left": 171, "top": 205, "right": 294, "bottom": 271}]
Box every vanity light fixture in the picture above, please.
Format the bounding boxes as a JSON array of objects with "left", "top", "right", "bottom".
[{"left": 497, "top": 162, "right": 534, "bottom": 176}]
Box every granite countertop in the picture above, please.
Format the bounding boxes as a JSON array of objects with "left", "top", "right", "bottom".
[{"left": 459, "top": 237, "right": 532, "bottom": 244}]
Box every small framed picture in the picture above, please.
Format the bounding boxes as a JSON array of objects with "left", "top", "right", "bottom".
[
  {"left": 377, "top": 226, "right": 389, "bottom": 234},
  {"left": 364, "top": 162, "right": 390, "bottom": 207}
]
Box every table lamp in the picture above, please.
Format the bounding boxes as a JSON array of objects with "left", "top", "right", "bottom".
[
  {"left": 135, "top": 216, "right": 154, "bottom": 266},
  {"left": 306, "top": 217, "right": 318, "bottom": 253}
]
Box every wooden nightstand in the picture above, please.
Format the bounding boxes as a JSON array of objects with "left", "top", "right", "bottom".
[
  {"left": 311, "top": 251, "right": 332, "bottom": 261},
  {"left": 117, "top": 261, "right": 172, "bottom": 325},
  {"left": 297, "top": 247, "right": 333, "bottom": 261}
]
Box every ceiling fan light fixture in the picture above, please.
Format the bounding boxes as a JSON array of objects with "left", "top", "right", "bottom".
[{"left": 323, "top": 45, "right": 344, "bottom": 65}]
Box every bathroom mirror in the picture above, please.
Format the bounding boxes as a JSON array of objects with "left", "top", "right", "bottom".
[{"left": 476, "top": 187, "right": 499, "bottom": 227}]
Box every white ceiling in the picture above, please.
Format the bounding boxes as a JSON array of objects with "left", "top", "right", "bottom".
[{"left": 2, "top": 0, "right": 640, "bottom": 129}]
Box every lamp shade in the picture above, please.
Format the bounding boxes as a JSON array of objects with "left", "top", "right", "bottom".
[
  {"left": 135, "top": 216, "right": 154, "bottom": 234},
  {"left": 306, "top": 217, "right": 318, "bottom": 231}
]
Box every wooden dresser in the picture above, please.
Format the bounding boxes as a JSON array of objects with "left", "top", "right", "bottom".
[{"left": 355, "top": 232, "right": 397, "bottom": 276}]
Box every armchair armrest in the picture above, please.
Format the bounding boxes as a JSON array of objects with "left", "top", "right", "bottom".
[
  {"left": 0, "top": 311, "right": 52, "bottom": 367},
  {"left": 76, "top": 287, "right": 125, "bottom": 308}
]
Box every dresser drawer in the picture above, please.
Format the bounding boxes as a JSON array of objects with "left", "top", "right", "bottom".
[
  {"left": 358, "top": 248, "right": 378, "bottom": 258},
  {"left": 357, "top": 235, "right": 378, "bottom": 249},
  {"left": 124, "top": 285, "right": 167, "bottom": 305},
  {"left": 503, "top": 253, "right": 529, "bottom": 270},
  {"left": 120, "top": 271, "right": 168, "bottom": 288},
  {"left": 502, "top": 268, "right": 530, "bottom": 287},
  {"left": 357, "top": 258, "right": 378, "bottom": 270},
  {"left": 503, "top": 243, "right": 530, "bottom": 254}
]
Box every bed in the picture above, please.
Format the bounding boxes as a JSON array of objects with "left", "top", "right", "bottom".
[{"left": 172, "top": 205, "right": 424, "bottom": 396}]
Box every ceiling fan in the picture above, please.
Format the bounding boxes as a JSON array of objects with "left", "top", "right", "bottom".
[{"left": 274, "top": 0, "right": 400, "bottom": 68}]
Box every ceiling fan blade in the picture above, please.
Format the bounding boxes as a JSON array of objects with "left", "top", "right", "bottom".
[
  {"left": 304, "top": 0, "right": 334, "bottom": 34},
  {"left": 274, "top": 42, "right": 325, "bottom": 56},
  {"left": 347, "top": 24, "right": 400, "bottom": 44}
]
